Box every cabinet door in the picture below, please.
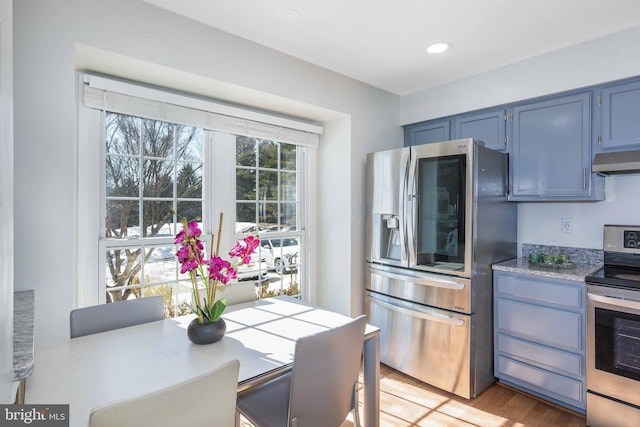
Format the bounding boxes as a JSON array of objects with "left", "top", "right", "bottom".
[
  {"left": 510, "top": 92, "right": 593, "bottom": 199},
  {"left": 599, "top": 79, "right": 640, "bottom": 151},
  {"left": 404, "top": 120, "right": 450, "bottom": 146},
  {"left": 454, "top": 109, "right": 507, "bottom": 151}
]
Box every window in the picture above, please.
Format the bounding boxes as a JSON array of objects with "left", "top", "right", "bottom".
[
  {"left": 78, "top": 74, "right": 319, "bottom": 315},
  {"left": 235, "top": 136, "right": 304, "bottom": 298},
  {"left": 102, "top": 113, "right": 204, "bottom": 316}
]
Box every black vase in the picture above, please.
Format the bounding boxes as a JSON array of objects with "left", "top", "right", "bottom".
[{"left": 187, "top": 317, "right": 226, "bottom": 345}]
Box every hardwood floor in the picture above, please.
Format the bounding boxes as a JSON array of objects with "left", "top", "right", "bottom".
[
  {"left": 240, "top": 363, "right": 587, "bottom": 426},
  {"left": 359, "top": 364, "right": 586, "bottom": 427}
]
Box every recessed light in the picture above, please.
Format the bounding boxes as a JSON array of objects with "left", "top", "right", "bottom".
[
  {"left": 426, "top": 42, "right": 450, "bottom": 54},
  {"left": 277, "top": 9, "right": 300, "bottom": 23}
]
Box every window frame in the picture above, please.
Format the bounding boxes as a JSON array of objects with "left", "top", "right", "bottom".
[{"left": 76, "top": 74, "right": 318, "bottom": 310}]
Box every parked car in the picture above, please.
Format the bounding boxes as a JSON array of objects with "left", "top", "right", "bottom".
[
  {"left": 260, "top": 238, "right": 299, "bottom": 274},
  {"left": 236, "top": 257, "right": 268, "bottom": 281}
]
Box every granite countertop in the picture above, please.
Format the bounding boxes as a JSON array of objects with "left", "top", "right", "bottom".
[
  {"left": 13, "top": 290, "right": 34, "bottom": 380},
  {"left": 493, "top": 257, "right": 601, "bottom": 282}
]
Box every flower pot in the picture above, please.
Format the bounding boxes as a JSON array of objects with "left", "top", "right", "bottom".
[{"left": 187, "top": 317, "right": 226, "bottom": 345}]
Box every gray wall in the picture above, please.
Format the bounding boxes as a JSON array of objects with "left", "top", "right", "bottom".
[
  {"left": 0, "top": 0, "right": 13, "bottom": 403},
  {"left": 14, "top": 0, "right": 400, "bottom": 346}
]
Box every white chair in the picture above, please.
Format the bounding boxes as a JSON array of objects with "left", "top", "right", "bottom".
[
  {"left": 89, "top": 359, "right": 240, "bottom": 427},
  {"left": 236, "top": 315, "right": 367, "bottom": 427},
  {"left": 70, "top": 296, "right": 164, "bottom": 338}
]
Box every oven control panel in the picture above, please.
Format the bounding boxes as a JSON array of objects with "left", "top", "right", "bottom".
[{"left": 604, "top": 225, "right": 640, "bottom": 254}]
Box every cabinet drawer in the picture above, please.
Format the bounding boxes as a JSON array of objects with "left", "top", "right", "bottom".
[
  {"left": 496, "top": 355, "right": 585, "bottom": 409},
  {"left": 495, "top": 273, "right": 583, "bottom": 310},
  {"left": 496, "top": 333, "right": 582, "bottom": 377},
  {"left": 496, "top": 298, "right": 583, "bottom": 352}
]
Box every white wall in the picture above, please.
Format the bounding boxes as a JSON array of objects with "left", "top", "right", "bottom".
[
  {"left": 400, "top": 25, "right": 640, "bottom": 253},
  {"left": 14, "top": 0, "right": 400, "bottom": 346},
  {"left": 401, "top": 25, "right": 640, "bottom": 124},
  {"left": 0, "top": 0, "right": 13, "bottom": 403}
]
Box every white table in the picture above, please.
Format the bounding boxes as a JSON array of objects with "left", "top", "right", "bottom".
[{"left": 26, "top": 296, "right": 380, "bottom": 427}]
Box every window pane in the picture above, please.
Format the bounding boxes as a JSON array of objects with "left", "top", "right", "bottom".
[
  {"left": 143, "top": 246, "right": 177, "bottom": 285},
  {"left": 258, "top": 140, "right": 279, "bottom": 168},
  {"left": 143, "top": 159, "right": 174, "bottom": 197},
  {"left": 176, "top": 279, "right": 194, "bottom": 315},
  {"left": 177, "top": 162, "right": 202, "bottom": 199},
  {"left": 281, "top": 144, "right": 296, "bottom": 171},
  {"left": 106, "top": 200, "right": 139, "bottom": 239},
  {"left": 142, "top": 119, "right": 173, "bottom": 158},
  {"left": 236, "top": 136, "right": 256, "bottom": 167},
  {"left": 236, "top": 168, "right": 256, "bottom": 200},
  {"left": 258, "top": 202, "right": 278, "bottom": 225},
  {"left": 106, "top": 155, "right": 140, "bottom": 197},
  {"left": 105, "top": 247, "right": 142, "bottom": 291},
  {"left": 281, "top": 203, "right": 297, "bottom": 230},
  {"left": 236, "top": 203, "right": 257, "bottom": 230},
  {"left": 106, "top": 113, "right": 139, "bottom": 155},
  {"left": 177, "top": 127, "right": 203, "bottom": 162},
  {"left": 280, "top": 171, "right": 297, "bottom": 201},
  {"left": 176, "top": 200, "right": 203, "bottom": 222},
  {"left": 142, "top": 201, "right": 173, "bottom": 237},
  {"left": 258, "top": 170, "right": 278, "bottom": 201}
]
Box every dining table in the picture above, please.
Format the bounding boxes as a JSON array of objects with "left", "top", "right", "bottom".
[{"left": 25, "top": 295, "right": 380, "bottom": 427}]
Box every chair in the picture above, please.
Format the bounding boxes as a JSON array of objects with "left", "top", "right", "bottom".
[
  {"left": 70, "top": 296, "right": 164, "bottom": 338},
  {"left": 236, "top": 315, "right": 367, "bottom": 427},
  {"left": 89, "top": 359, "right": 240, "bottom": 427}
]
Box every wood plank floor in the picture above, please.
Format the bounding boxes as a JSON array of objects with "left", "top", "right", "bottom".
[
  {"left": 360, "top": 364, "right": 586, "bottom": 427},
  {"left": 240, "top": 363, "right": 587, "bottom": 426}
]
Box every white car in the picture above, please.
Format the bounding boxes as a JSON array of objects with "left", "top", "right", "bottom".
[
  {"left": 259, "top": 238, "right": 299, "bottom": 274},
  {"left": 236, "top": 257, "right": 268, "bottom": 281}
]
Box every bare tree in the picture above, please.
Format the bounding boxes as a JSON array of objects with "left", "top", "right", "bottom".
[{"left": 104, "top": 113, "right": 201, "bottom": 302}]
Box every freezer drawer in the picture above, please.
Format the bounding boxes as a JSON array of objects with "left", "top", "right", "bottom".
[
  {"left": 365, "top": 291, "right": 475, "bottom": 398},
  {"left": 367, "top": 264, "right": 472, "bottom": 314}
]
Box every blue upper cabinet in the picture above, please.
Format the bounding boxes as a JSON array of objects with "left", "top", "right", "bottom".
[
  {"left": 404, "top": 119, "right": 450, "bottom": 146},
  {"left": 597, "top": 78, "right": 640, "bottom": 151},
  {"left": 510, "top": 91, "right": 604, "bottom": 201},
  {"left": 453, "top": 109, "right": 507, "bottom": 152}
]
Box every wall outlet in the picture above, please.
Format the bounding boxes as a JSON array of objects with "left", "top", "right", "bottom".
[{"left": 561, "top": 218, "right": 574, "bottom": 233}]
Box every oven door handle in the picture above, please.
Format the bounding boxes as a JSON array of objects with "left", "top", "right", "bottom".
[
  {"left": 588, "top": 292, "right": 640, "bottom": 311},
  {"left": 368, "top": 294, "right": 465, "bottom": 326},
  {"left": 368, "top": 266, "right": 465, "bottom": 290}
]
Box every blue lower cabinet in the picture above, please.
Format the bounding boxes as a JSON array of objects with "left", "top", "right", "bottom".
[
  {"left": 494, "top": 271, "right": 586, "bottom": 413},
  {"left": 496, "top": 355, "right": 585, "bottom": 412}
]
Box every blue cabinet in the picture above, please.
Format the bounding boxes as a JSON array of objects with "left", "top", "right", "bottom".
[
  {"left": 509, "top": 92, "right": 604, "bottom": 201},
  {"left": 454, "top": 109, "right": 507, "bottom": 152},
  {"left": 494, "top": 271, "right": 586, "bottom": 413},
  {"left": 597, "top": 78, "right": 640, "bottom": 151},
  {"left": 404, "top": 119, "right": 450, "bottom": 146}
]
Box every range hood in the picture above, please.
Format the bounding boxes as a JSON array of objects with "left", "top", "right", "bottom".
[{"left": 592, "top": 150, "right": 640, "bottom": 174}]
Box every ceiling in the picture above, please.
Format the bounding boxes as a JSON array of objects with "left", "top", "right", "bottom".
[{"left": 142, "top": 0, "right": 640, "bottom": 96}]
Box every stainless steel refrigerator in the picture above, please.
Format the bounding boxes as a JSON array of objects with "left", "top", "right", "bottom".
[{"left": 364, "top": 138, "right": 516, "bottom": 399}]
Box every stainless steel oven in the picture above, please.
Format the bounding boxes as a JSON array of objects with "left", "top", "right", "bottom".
[{"left": 586, "top": 225, "right": 640, "bottom": 427}]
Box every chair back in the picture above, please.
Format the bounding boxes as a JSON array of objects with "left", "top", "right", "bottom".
[
  {"left": 70, "top": 296, "right": 164, "bottom": 338},
  {"left": 287, "top": 315, "right": 367, "bottom": 427},
  {"left": 89, "top": 359, "right": 240, "bottom": 427}
]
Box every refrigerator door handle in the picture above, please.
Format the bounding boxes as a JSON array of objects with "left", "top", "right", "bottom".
[
  {"left": 368, "top": 294, "right": 465, "bottom": 326},
  {"left": 399, "top": 148, "right": 410, "bottom": 265},
  {"left": 368, "top": 266, "right": 465, "bottom": 290},
  {"left": 405, "top": 149, "right": 417, "bottom": 265}
]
